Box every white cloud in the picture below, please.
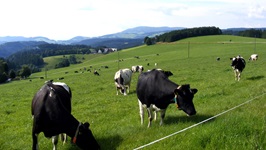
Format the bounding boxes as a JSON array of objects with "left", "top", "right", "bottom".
[
  {"left": 0, "top": 0, "right": 266, "bottom": 40},
  {"left": 248, "top": 5, "right": 266, "bottom": 19}
]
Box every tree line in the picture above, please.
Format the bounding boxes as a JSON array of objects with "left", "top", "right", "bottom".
[
  {"left": 6, "top": 43, "right": 92, "bottom": 70},
  {"left": 238, "top": 29, "right": 266, "bottom": 38},
  {"left": 0, "top": 43, "right": 94, "bottom": 83},
  {"left": 144, "top": 26, "right": 222, "bottom": 45},
  {"left": 144, "top": 27, "right": 266, "bottom": 45}
]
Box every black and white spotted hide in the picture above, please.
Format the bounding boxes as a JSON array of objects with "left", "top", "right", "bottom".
[{"left": 230, "top": 55, "right": 246, "bottom": 81}]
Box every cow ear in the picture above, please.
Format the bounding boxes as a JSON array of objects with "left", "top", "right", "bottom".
[
  {"left": 83, "top": 122, "right": 90, "bottom": 129},
  {"left": 174, "top": 89, "right": 182, "bottom": 95},
  {"left": 191, "top": 89, "right": 198, "bottom": 94}
]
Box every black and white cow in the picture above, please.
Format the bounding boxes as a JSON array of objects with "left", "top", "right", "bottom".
[
  {"left": 137, "top": 69, "right": 198, "bottom": 127},
  {"left": 31, "top": 81, "right": 100, "bottom": 150},
  {"left": 249, "top": 54, "right": 258, "bottom": 61},
  {"left": 230, "top": 55, "right": 246, "bottom": 81},
  {"left": 114, "top": 69, "right": 133, "bottom": 95},
  {"left": 131, "top": 65, "right": 144, "bottom": 73}
]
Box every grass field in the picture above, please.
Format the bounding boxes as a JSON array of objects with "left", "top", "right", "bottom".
[{"left": 0, "top": 35, "right": 265, "bottom": 150}]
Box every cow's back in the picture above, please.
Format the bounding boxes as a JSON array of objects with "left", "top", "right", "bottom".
[
  {"left": 115, "top": 68, "right": 132, "bottom": 85},
  {"left": 31, "top": 82, "right": 72, "bottom": 136}
]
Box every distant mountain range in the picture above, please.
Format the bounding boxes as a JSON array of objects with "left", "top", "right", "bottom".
[
  {"left": 0, "top": 26, "right": 185, "bottom": 45},
  {"left": 0, "top": 26, "right": 185, "bottom": 58},
  {"left": 0, "top": 26, "right": 265, "bottom": 58}
]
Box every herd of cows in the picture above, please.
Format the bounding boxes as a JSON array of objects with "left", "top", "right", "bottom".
[{"left": 31, "top": 54, "right": 258, "bottom": 149}]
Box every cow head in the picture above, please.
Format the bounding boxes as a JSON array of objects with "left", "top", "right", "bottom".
[
  {"left": 74, "top": 122, "right": 100, "bottom": 150},
  {"left": 230, "top": 57, "right": 238, "bottom": 69},
  {"left": 174, "top": 84, "right": 198, "bottom": 116},
  {"left": 138, "top": 66, "right": 144, "bottom": 73}
]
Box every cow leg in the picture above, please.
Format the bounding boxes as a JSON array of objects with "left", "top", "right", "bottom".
[
  {"left": 127, "top": 84, "right": 130, "bottom": 94},
  {"left": 61, "top": 133, "right": 67, "bottom": 145},
  {"left": 32, "top": 120, "right": 39, "bottom": 150},
  {"left": 160, "top": 109, "right": 166, "bottom": 126},
  {"left": 124, "top": 85, "right": 129, "bottom": 96},
  {"left": 32, "top": 133, "right": 38, "bottom": 150},
  {"left": 147, "top": 107, "right": 153, "bottom": 128},
  {"left": 124, "top": 88, "right": 127, "bottom": 96},
  {"left": 138, "top": 100, "right": 144, "bottom": 125},
  {"left": 116, "top": 87, "right": 119, "bottom": 95},
  {"left": 235, "top": 70, "right": 240, "bottom": 81},
  {"left": 154, "top": 111, "right": 157, "bottom": 121},
  {"left": 238, "top": 72, "right": 241, "bottom": 81},
  {"left": 234, "top": 70, "right": 238, "bottom": 81},
  {"left": 151, "top": 105, "right": 158, "bottom": 121},
  {"left": 52, "top": 135, "right": 59, "bottom": 150}
]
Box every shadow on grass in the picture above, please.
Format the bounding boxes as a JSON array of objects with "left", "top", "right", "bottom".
[
  {"left": 66, "top": 134, "right": 123, "bottom": 150},
  {"left": 164, "top": 114, "right": 214, "bottom": 125},
  {"left": 129, "top": 90, "right": 137, "bottom": 95},
  {"left": 97, "top": 134, "right": 123, "bottom": 150},
  {"left": 246, "top": 75, "right": 264, "bottom": 80}
]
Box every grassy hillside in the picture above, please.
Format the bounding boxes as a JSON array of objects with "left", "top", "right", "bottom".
[
  {"left": 0, "top": 35, "right": 265, "bottom": 150},
  {"left": 43, "top": 54, "right": 104, "bottom": 70}
]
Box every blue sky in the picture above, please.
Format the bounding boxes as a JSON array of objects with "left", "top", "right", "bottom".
[{"left": 0, "top": 0, "right": 265, "bottom": 40}]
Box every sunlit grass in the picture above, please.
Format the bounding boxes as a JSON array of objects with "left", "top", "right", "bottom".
[{"left": 0, "top": 35, "right": 265, "bottom": 149}]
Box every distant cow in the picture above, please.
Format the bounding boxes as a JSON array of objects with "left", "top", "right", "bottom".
[
  {"left": 156, "top": 69, "right": 173, "bottom": 77},
  {"left": 147, "top": 69, "right": 173, "bottom": 77},
  {"left": 58, "top": 77, "right": 64, "bottom": 80},
  {"left": 137, "top": 69, "right": 198, "bottom": 127},
  {"left": 94, "top": 70, "right": 100, "bottom": 76},
  {"left": 230, "top": 55, "right": 246, "bottom": 81},
  {"left": 132, "top": 65, "right": 144, "bottom": 73},
  {"left": 114, "top": 69, "right": 133, "bottom": 95},
  {"left": 31, "top": 81, "right": 100, "bottom": 150},
  {"left": 249, "top": 54, "right": 258, "bottom": 61}
]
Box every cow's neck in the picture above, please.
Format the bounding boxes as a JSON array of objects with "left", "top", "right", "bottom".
[{"left": 63, "top": 115, "right": 81, "bottom": 138}]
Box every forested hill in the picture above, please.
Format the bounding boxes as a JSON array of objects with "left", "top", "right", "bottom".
[
  {"left": 157, "top": 27, "right": 222, "bottom": 42},
  {"left": 6, "top": 43, "right": 92, "bottom": 70},
  {"left": 0, "top": 41, "right": 47, "bottom": 58}
]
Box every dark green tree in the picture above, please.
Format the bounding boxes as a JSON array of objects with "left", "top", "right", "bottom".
[
  {"left": 0, "top": 72, "right": 8, "bottom": 83},
  {"left": 9, "top": 69, "right": 16, "bottom": 79},
  {"left": 20, "top": 65, "right": 31, "bottom": 78},
  {"left": 144, "top": 37, "right": 153, "bottom": 45},
  {"left": 55, "top": 59, "right": 70, "bottom": 68},
  {"left": 69, "top": 55, "right": 77, "bottom": 64},
  {"left": 0, "top": 60, "right": 8, "bottom": 74}
]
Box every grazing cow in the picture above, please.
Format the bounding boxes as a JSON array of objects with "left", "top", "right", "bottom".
[
  {"left": 58, "top": 77, "right": 64, "bottom": 80},
  {"left": 249, "top": 54, "right": 258, "bottom": 61},
  {"left": 94, "top": 70, "right": 100, "bottom": 76},
  {"left": 230, "top": 55, "right": 246, "bottom": 81},
  {"left": 114, "top": 69, "right": 133, "bottom": 95},
  {"left": 137, "top": 69, "right": 198, "bottom": 127},
  {"left": 132, "top": 65, "right": 144, "bottom": 73},
  {"left": 216, "top": 57, "right": 220, "bottom": 61},
  {"left": 31, "top": 81, "right": 100, "bottom": 150}
]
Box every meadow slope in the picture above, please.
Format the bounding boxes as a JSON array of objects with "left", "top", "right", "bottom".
[{"left": 0, "top": 35, "right": 265, "bottom": 150}]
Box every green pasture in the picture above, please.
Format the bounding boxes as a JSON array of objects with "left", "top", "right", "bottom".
[{"left": 0, "top": 35, "right": 265, "bottom": 150}]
